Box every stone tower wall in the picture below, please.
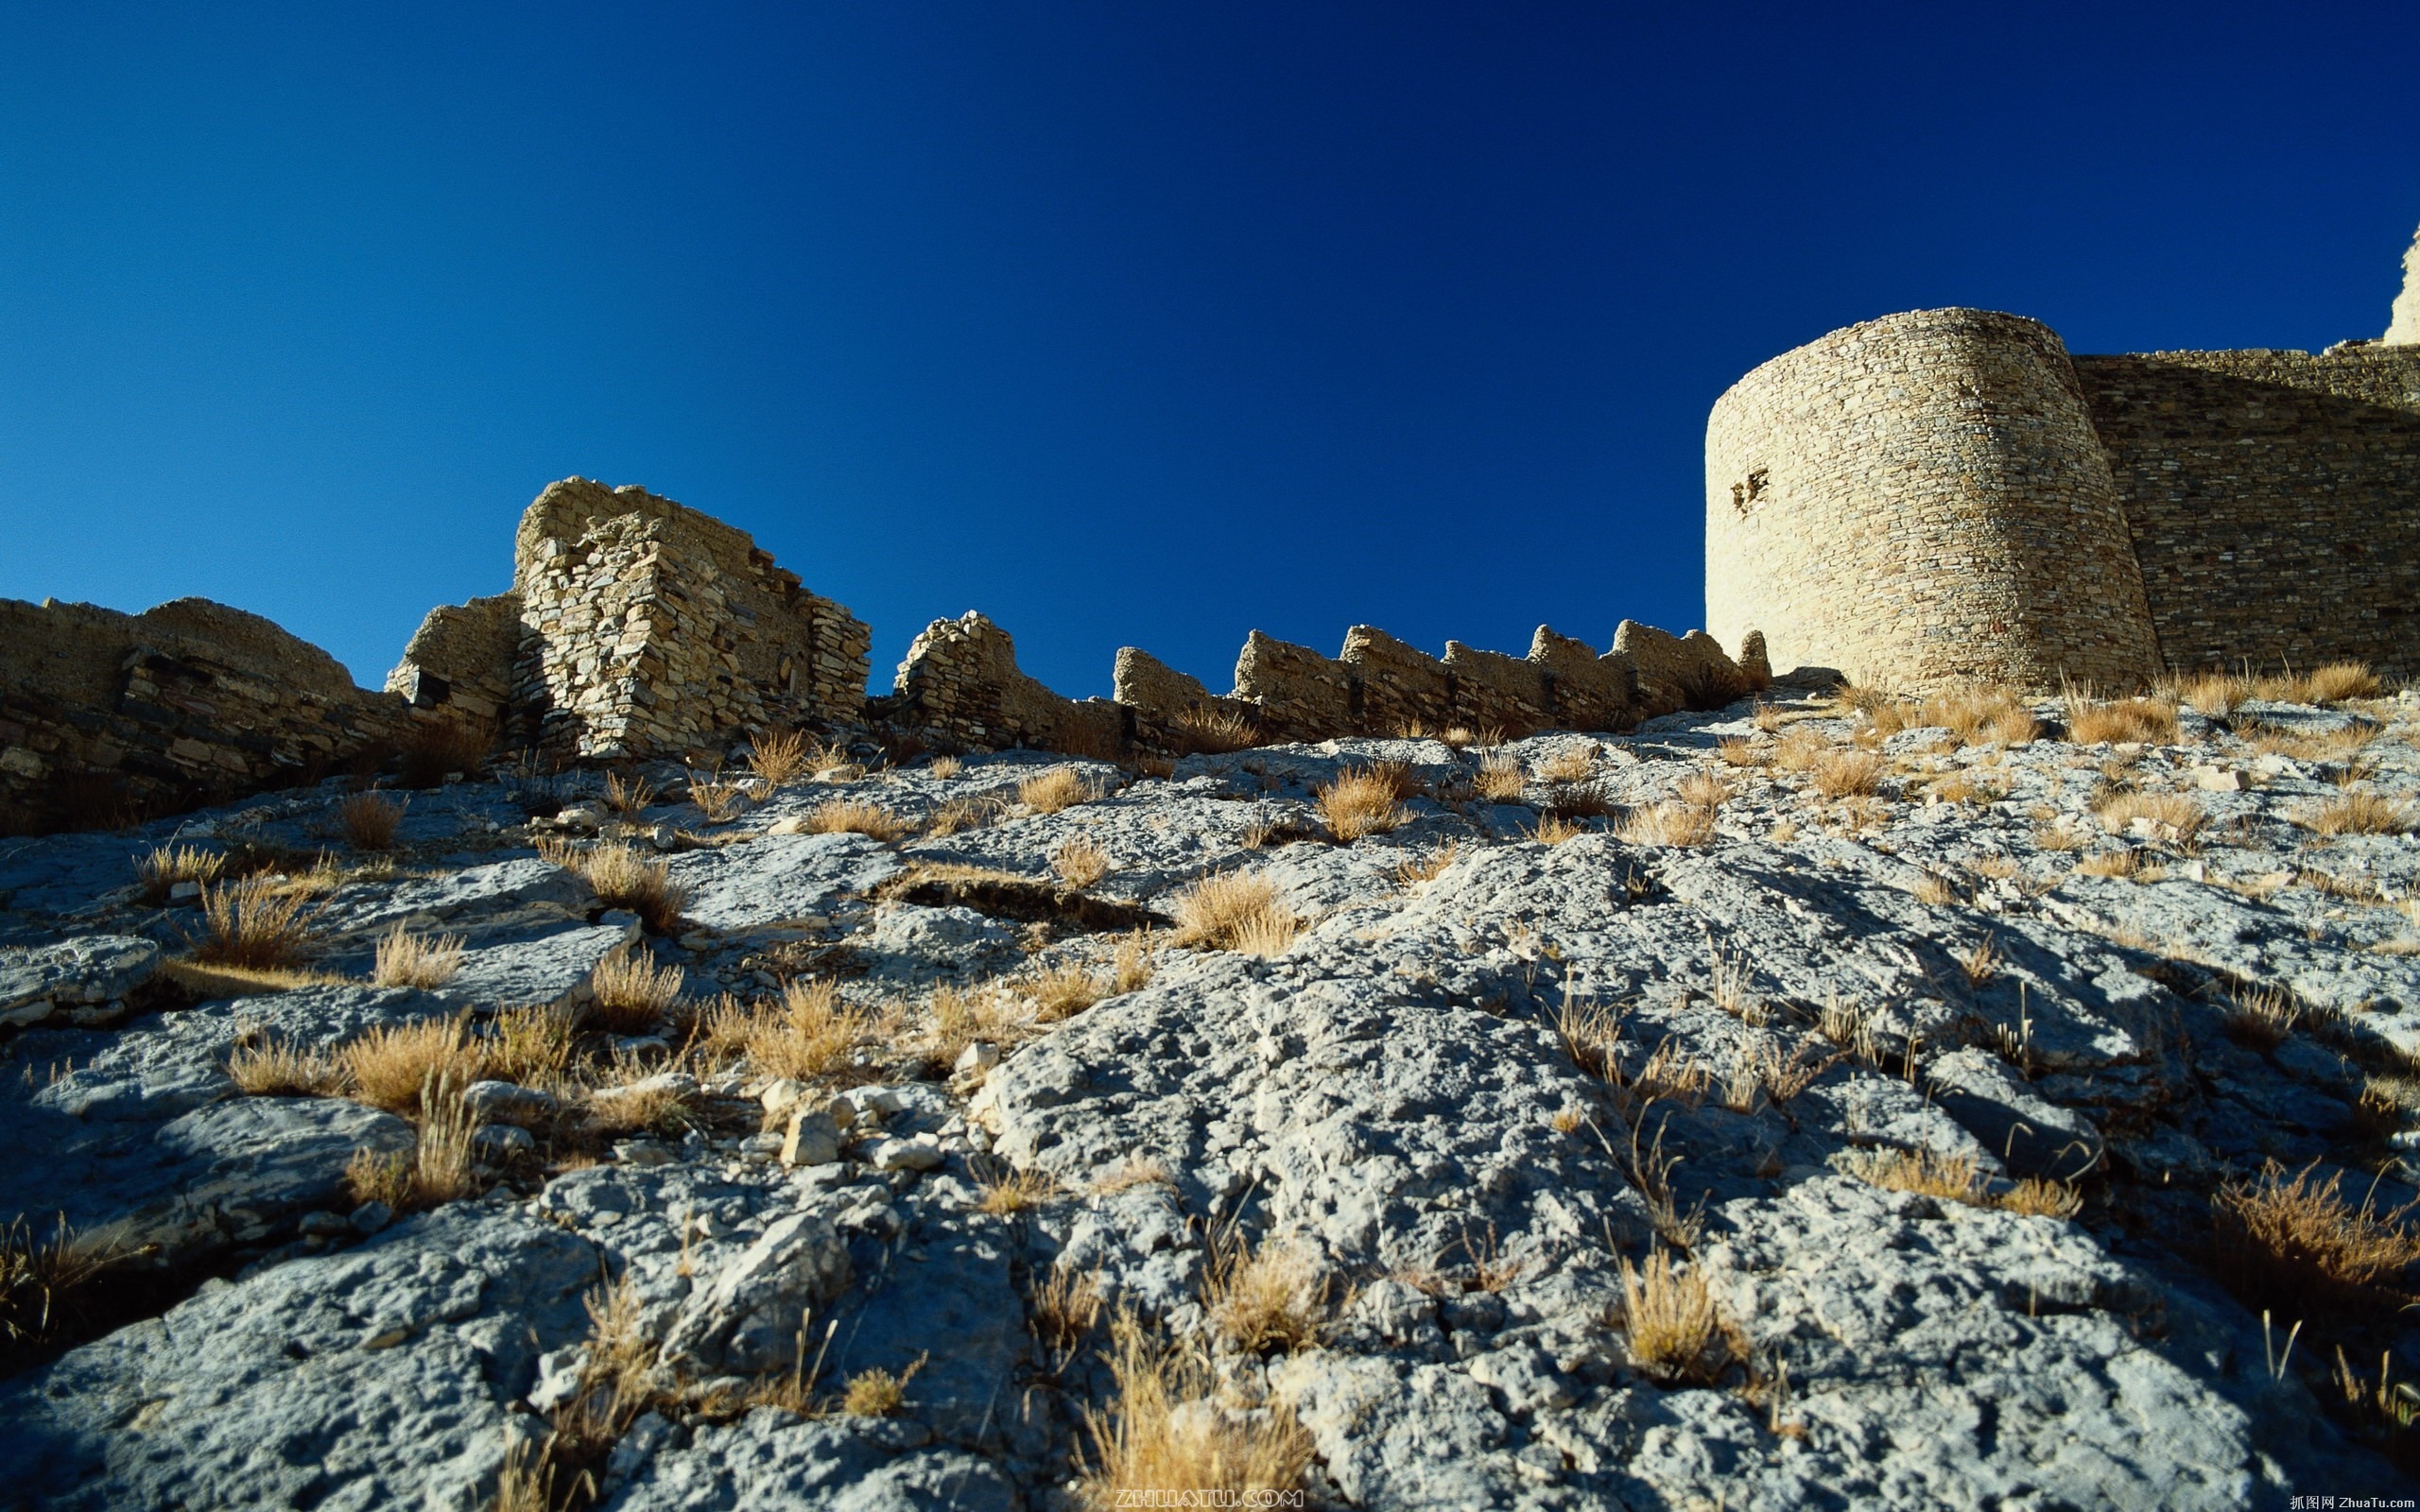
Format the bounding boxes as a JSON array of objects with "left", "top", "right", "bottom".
[
  {"left": 1705, "top": 308, "right": 2163, "bottom": 692},
  {"left": 2072, "top": 346, "right": 2420, "bottom": 679}
]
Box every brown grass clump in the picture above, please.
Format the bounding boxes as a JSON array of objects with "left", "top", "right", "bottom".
[
  {"left": 686, "top": 779, "right": 749, "bottom": 824},
  {"left": 227, "top": 1037, "right": 341, "bottom": 1096},
  {"left": 2225, "top": 985, "right": 2302, "bottom": 1051},
  {"left": 2074, "top": 848, "right": 2147, "bottom": 879},
  {"left": 1474, "top": 753, "right": 1527, "bottom": 803},
  {"left": 1530, "top": 814, "right": 1588, "bottom": 846},
  {"left": 803, "top": 799, "right": 912, "bottom": 843},
  {"left": 371, "top": 924, "right": 464, "bottom": 989},
  {"left": 1176, "top": 705, "right": 1261, "bottom": 755},
  {"left": 926, "top": 754, "right": 964, "bottom": 780},
  {"left": 345, "top": 1074, "right": 478, "bottom": 1211},
  {"left": 1392, "top": 842, "right": 1461, "bottom": 887},
  {"left": 190, "top": 876, "right": 319, "bottom": 969},
  {"left": 2066, "top": 695, "right": 2180, "bottom": 747},
  {"left": 1169, "top": 872, "right": 1301, "bottom": 955},
  {"left": 1676, "top": 769, "right": 1732, "bottom": 810},
  {"left": 337, "top": 792, "right": 406, "bottom": 851},
  {"left": 1538, "top": 747, "right": 1597, "bottom": 783},
  {"left": 1020, "top": 767, "right": 1095, "bottom": 815},
  {"left": 747, "top": 729, "right": 812, "bottom": 787},
  {"left": 975, "top": 1160, "right": 1059, "bottom": 1215},
  {"left": 1090, "top": 1156, "right": 1173, "bottom": 1195},
  {"left": 1808, "top": 748, "right": 1887, "bottom": 799},
  {"left": 1924, "top": 685, "right": 2039, "bottom": 747},
  {"left": 2097, "top": 789, "right": 2206, "bottom": 838},
  {"left": 2168, "top": 669, "right": 2255, "bottom": 719},
  {"left": 587, "top": 948, "right": 683, "bottom": 1035},
  {"left": 602, "top": 770, "right": 656, "bottom": 815},
  {"left": 396, "top": 719, "right": 493, "bottom": 788},
  {"left": 1079, "top": 1316, "right": 1313, "bottom": 1508},
  {"left": 1206, "top": 1231, "right": 1331, "bottom": 1354},
  {"left": 1052, "top": 836, "right": 1114, "bottom": 889},
  {"left": 1028, "top": 961, "right": 1108, "bottom": 1022},
  {"left": 1772, "top": 725, "right": 1833, "bottom": 772},
  {"left": 1617, "top": 801, "right": 1715, "bottom": 847},
  {"left": 2305, "top": 662, "right": 2383, "bottom": 702},
  {"left": 2215, "top": 1160, "right": 2420, "bottom": 1315},
  {"left": 578, "top": 844, "right": 688, "bottom": 933},
  {"left": 1109, "top": 930, "right": 1156, "bottom": 996},
  {"left": 1316, "top": 767, "right": 1409, "bottom": 841},
  {"left": 1715, "top": 736, "right": 1768, "bottom": 768},
  {"left": 1441, "top": 726, "right": 1478, "bottom": 749},
  {"left": 840, "top": 1357, "right": 925, "bottom": 1417},
  {"left": 1855, "top": 1146, "right": 1989, "bottom": 1205},
  {"left": 1912, "top": 870, "right": 1962, "bottom": 907},
  {"left": 927, "top": 796, "right": 999, "bottom": 836},
  {"left": 2, "top": 1215, "right": 136, "bottom": 1349},
  {"left": 486, "top": 1004, "right": 576, "bottom": 1090},
  {"left": 2000, "top": 1177, "right": 2084, "bottom": 1219},
  {"left": 2296, "top": 789, "right": 2416, "bottom": 837},
  {"left": 136, "top": 843, "right": 227, "bottom": 903},
  {"left": 1616, "top": 1249, "right": 1737, "bottom": 1386},
  {"left": 339, "top": 1017, "right": 486, "bottom": 1115},
  {"left": 1031, "top": 1260, "right": 1106, "bottom": 1359}
]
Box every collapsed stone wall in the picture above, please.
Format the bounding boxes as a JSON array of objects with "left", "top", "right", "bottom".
[
  {"left": 0, "top": 596, "right": 415, "bottom": 833},
  {"left": 1705, "top": 308, "right": 2164, "bottom": 693},
  {"left": 2072, "top": 345, "right": 2420, "bottom": 679},
  {"left": 888, "top": 613, "right": 1128, "bottom": 758}
]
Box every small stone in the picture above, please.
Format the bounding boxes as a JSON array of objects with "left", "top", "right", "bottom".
[
  {"left": 871, "top": 1133, "right": 944, "bottom": 1172},
  {"left": 759, "top": 1078, "right": 810, "bottom": 1122},
  {"left": 954, "top": 1042, "right": 1000, "bottom": 1076},
  {"left": 462, "top": 1080, "right": 560, "bottom": 1123},
  {"left": 614, "top": 1139, "right": 677, "bottom": 1167},
  {"left": 474, "top": 1124, "right": 536, "bottom": 1160},
  {"left": 678, "top": 931, "right": 717, "bottom": 951},
  {"left": 555, "top": 802, "right": 610, "bottom": 831},
  {"left": 350, "top": 1201, "right": 393, "bottom": 1234},
  {"left": 780, "top": 1110, "right": 842, "bottom": 1167},
  {"left": 168, "top": 880, "right": 203, "bottom": 902},
  {"left": 2193, "top": 765, "right": 2251, "bottom": 792},
  {"left": 766, "top": 816, "right": 813, "bottom": 835},
  {"left": 297, "top": 1211, "right": 351, "bottom": 1239}
]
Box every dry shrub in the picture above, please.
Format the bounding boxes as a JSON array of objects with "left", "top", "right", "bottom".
[
  {"left": 487, "top": 1004, "right": 575, "bottom": 1089},
  {"left": 191, "top": 876, "right": 318, "bottom": 969},
  {"left": 1676, "top": 769, "right": 1732, "bottom": 810},
  {"left": 1393, "top": 842, "right": 1461, "bottom": 887},
  {"left": 1079, "top": 1315, "right": 1313, "bottom": 1508},
  {"left": 1111, "top": 930, "right": 1156, "bottom": 995},
  {"left": 2000, "top": 1177, "right": 2083, "bottom": 1219},
  {"left": 2097, "top": 790, "right": 2205, "bottom": 837},
  {"left": 1169, "top": 872, "right": 1300, "bottom": 955},
  {"left": 1617, "top": 1249, "right": 1737, "bottom": 1386},
  {"left": 1555, "top": 993, "right": 1623, "bottom": 1081},
  {"left": 687, "top": 779, "right": 749, "bottom": 824},
  {"left": 1809, "top": 748, "right": 1887, "bottom": 799},
  {"left": 1053, "top": 836, "right": 1114, "bottom": 889},
  {"left": 1716, "top": 737, "right": 1767, "bottom": 768},
  {"left": 1927, "top": 769, "right": 1988, "bottom": 806},
  {"left": 2, "top": 1214, "right": 135, "bottom": 1349},
  {"left": 345, "top": 1074, "right": 477, "bottom": 1211},
  {"left": 2066, "top": 695, "right": 2180, "bottom": 746},
  {"left": 1958, "top": 934, "right": 2001, "bottom": 988},
  {"left": 2215, "top": 1160, "right": 2420, "bottom": 1314},
  {"left": 397, "top": 720, "right": 493, "bottom": 788},
  {"left": 2306, "top": 662, "right": 2383, "bottom": 702},
  {"left": 1616, "top": 801, "right": 1715, "bottom": 847},
  {"left": 2297, "top": 789, "right": 2416, "bottom": 837},
  {"left": 579, "top": 844, "right": 688, "bottom": 933},
  {"left": 1031, "top": 1260, "right": 1105, "bottom": 1358},
  {"left": 2169, "top": 669, "right": 2255, "bottom": 719},
  {"left": 227, "top": 1037, "right": 340, "bottom": 1096},
  {"left": 340, "top": 1016, "right": 486, "bottom": 1114},
  {"left": 1773, "top": 726, "right": 1832, "bottom": 772},
  {"left": 747, "top": 729, "right": 811, "bottom": 787},
  {"left": 1206, "top": 1231, "right": 1331, "bottom": 1353},
  {"left": 1441, "top": 726, "right": 1478, "bottom": 749},
  {"left": 926, "top": 754, "right": 964, "bottom": 780},
  {"left": 337, "top": 792, "right": 406, "bottom": 850},
  {"left": 1530, "top": 814, "right": 1588, "bottom": 846},
  {"left": 1029, "top": 961, "right": 1108, "bottom": 1022},
  {"left": 841, "top": 1357, "right": 925, "bottom": 1417},
  {"left": 1923, "top": 685, "right": 2039, "bottom": 746},
  {"left": 1316, "top": 768, "right": 1408, "bottom": 841},
  {"left": 1475, "top": 753, "right": 1526, "bottom": 802},
  {"left": 372, "top": 924, "right": 463, "bottom": 989},
  {"left": 804, "top": 799, "right": 912, "bottom": 842},
  {"left": 975, "top": 1159, "right": 1059, "bottom": 1215},
  {"left": 1176, "top": 705, "right": 1261, "bottom": 755},
  {"left": 1020, "top": 767, "right": 1094, "bottom": 815},
  {"left": 136, "top": 843, "right": 226, "bottom": 903},
  {"left": 587, "top": 948, "right": 683, "bottom": 1035},
  {"left": 1854, "top": 1146, "right": 1989, "bottom": 1205},
  {"left": 2226, "top": 985, "right": 2302, "bottom": 1051},
  {"left": 1538, "top": 747, "right": 1596, "bottom": 783},
  {"left": 603, "top": 770, "right": 656, "bottom": 815},
  {"left": 2074, "top": 848, "right": 2146, "bottom": 880}
]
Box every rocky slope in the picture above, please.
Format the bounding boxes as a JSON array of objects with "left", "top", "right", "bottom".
[{"left": 2, "top": 679, "right": 2417, "bottom": 1508}]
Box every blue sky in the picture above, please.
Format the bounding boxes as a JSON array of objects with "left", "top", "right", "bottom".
[{"left": 4, "top": 3, "right": 2416, "bottom": 699}]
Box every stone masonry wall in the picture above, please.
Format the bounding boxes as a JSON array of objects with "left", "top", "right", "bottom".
[
  {"left": 0, "top": 596, "right": 413, "bottom": 833},
  {"left": 386, "top": 593, "right": 521, "bottom": 730},
  {"left": 1705, "top": 308, "right": 2164, "bottom": 694},
  {"left": 509, "top": 480, "right": 873, "bottom": 761},
  {"left": 2073, "top": 345, "right": 2420, "bottom": 679},
  {"left": 890, "top": 612, "right": 1126, "bottom": 758}
]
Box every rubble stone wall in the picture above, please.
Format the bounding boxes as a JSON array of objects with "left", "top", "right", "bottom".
[
  {"left": 0, "top": 596, "right": 413, "bottom": 833},
  {"left": 2073, "top": 345, "right": 2420, "bottom": 679},
  {"left": 890, "top": 612, "right": 1126, "bottom": 757}
]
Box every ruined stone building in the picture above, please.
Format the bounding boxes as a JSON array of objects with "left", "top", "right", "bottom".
[{"left": 1706, "top": 224, "right": 2420, "bottom": 690}]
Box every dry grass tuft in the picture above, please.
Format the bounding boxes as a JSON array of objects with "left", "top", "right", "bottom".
[
  {"left": 1808, "top": 748, "right": 1887, "bottom": 799},
  {"left": 1206, "top": 1231, "right": 1331, "bottom": 1354},
  {"left": 370, "top": 924, "right": 463, "bottom": 990},
  {"left": 345, "top": 1074, "right": 478, "bottom": 1211},
  {"left": 337, "top": 792, "right": 406, "bottom": 850},
  {"left": 2097, "top": 790, "right": 2206, "bottom": 837},
  {"left": 1676, "top": 769, "right": 1733, "bottom": 811},
  {"left": 339, "top": 1016, "right": 485, "bottom": 1115},
  {"left": 487, "top": 1004, "right": 575, "bottom": 1089},
  {"left": 803, "top": 799, "right": 912, "bottom": 843},
  {"left": 578, "top": 844, "right": 688, "bottom": 933},
  {"left": 1530, "top": 814, "right": 1588, "bottom": 846},
  {"left": 927, "top": 796, "right": 1000, "bottom": 836},
  {"left": 1538, "top": 747, "right": 1597, "bottom": 783},
  {"left": 587, "top": 948, "right": 683, "bottom": 1035},
  {"left": 1028, "top": 961, "right": 1109, "bottom": 1022},
  {"left": 1047, "top": 835, "right": 1114, "bottom": 890},
  {"left": 1031, "top": 1261, "right": 1105, "bottom": 1358},
  {"left": 1169, "top": 872, "right": 1300, "bottom": 955},
  {"left": 1854, "top": 1146, "right": 1989, "bottom": 1205},
  {"left": 2225, "top": 985, "right": 2302, "bottom": 1051},
  {"left": 1958, "top": 934, "right": 2001, "bottom": 988},
  {"left": 2296, "top": 788, "right": 2416, "bottom": 837},
  {"left": 1316, "top": 767, "right": 1409, "bottom": 841},
  {"left": 1441, "top": 726, "right": 1478, "bottom": 749},
  {"left": 747, "top": 729, "right": 812, "bottom": 787},
  {"left": 227, "top": 1037, "right": 341, "bottom": 1096},
  {"left": 1715, "top": 736, "right": 1768, "bottom": 768},
  {"left": 1913, "top": 870, "right": 1962, "bottom": 907},
  {"left": 686, "top": 778, "right": 749, "bottom": 824},
  {"left": 1079, "top": 1315, "right": 1313, "bottom": 1508},
  {"left": 1772, "top": 725, "right": 1833, "bottom": 772},
  {"left": 2168, "top": 669, "right": 2255, "bottom": 719},
  {"left": 1925, "top": 685, "right": 2039, "bottom": 747},
  {"left": 1617, "top": 1249, "right": 1737, "bottom": 1386},
  {"left": 1176, "top": 705, "right": 1261, "bottom": 755},
  {"left": 2000, "top": 1177, "right": 2084, "bottom": 1219},
  {"left": 136, "top": 843, "right": 226, "bottom": 903},
  {"left": 975, "top": 1159, "right": 1059, "bottom": 1215},
  {"left": 2066, "top": 695, "right": 2180, "bottom": 747},
  {"left": 1616, "top": 801, "right": 1715, "bottom": 847},
  {"left": 841, "top": 1356, "right": 925, "bottom": 1417},
  {"left": 603, "top": 770, "right": 656, "bottom": 815},
  {"left": 1020, "top": 767, "right": 1095, "bottom": 815},
  {"left": 2306, "top": 662, "right": 2383, "bottom": 702},
  {"left": 191, "top": 876, "right": 319, "bottom": 969},
  {"left": 727, "top": 979, "right": 867, "bottom": 1081},
  {"left": 1393, "top": 842, "right": 1461, "bottom": 887},
  {"left": 1474, "top": 753, "right": 1527, "bottom": 803},
  {"left": 2215, "top": 1160, "right": 2420, "bottom": 1314},
  {"left": 2, "top": 1216, "right": 138, "bottom": 1349},
  {"left": 2074, "top": 847, "right": 2148, "bottom": 880},
  {"left": 1090, "top": 1156, "right": 1173, "bottom": 1195},
  {"left": 1111, "top": 930, "right": 1156, "bottom": 995}
]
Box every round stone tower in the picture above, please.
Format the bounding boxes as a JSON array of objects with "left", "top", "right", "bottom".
[{"left": 1704, "top": 307, "right": 2161, "bottom": 691}]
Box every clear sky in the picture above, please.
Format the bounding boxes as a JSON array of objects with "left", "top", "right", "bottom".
[{"left": 5, "top": 3, "right": 2416, "bottom": 699}]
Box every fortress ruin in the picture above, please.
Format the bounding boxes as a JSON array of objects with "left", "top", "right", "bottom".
[{"left": 1706, "top": 224, "right": 2420, "bottom": 691}]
